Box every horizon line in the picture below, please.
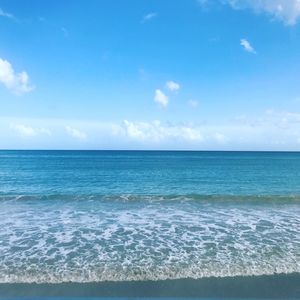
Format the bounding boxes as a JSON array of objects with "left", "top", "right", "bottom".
[{"left": 1, "top": 149, "right": 300, "bottom": 153}]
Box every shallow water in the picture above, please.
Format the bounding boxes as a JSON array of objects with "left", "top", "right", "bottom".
[
  {"left": 0, "top": 273, "right": 300, "bottom": 298},
  {"left": 1, "top": 195, "right": 300, "bottom": 283}
]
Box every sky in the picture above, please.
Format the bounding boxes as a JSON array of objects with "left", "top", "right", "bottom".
[{"left": 1, "top": 0, "right": 300, "bottom": 150}]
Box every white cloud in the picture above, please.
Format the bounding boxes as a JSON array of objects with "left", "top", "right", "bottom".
[
  {"left": 188, "top": 100, "right": 199, "bottom": 108},
  {"left": 65, "top": 126, "right": 87, "bottom": 140},
  {"left": 123, "top": 120, "right": 147, "bottom": 140},
  {"left": 0, "top": 8, "right": 15, "bottom": 20},
  {"left": 10, "top": 124, "right": 36, "bottom": 137},
  {"left": 0, "top": 58, "right": 34, "bottom": 95},
  {"left": 5, "top": 110, "right": 300, "bottom": 149},
  {"left": 10, "top": 123, "right": 51, "bottom": 137},
  {"left": 224, "top": 0, "right": 300, "bottom": 25},
  {"left": 123, "top": 120, "right": 204, "bottom": 143},
  {"left": 166, "top": 80, "right": 180, "bottom": 92},
  {"left": 240, "top": 38, "right": 256, "bottom": 53},
  {"left": 120, "top": 111, "right": 300, "bottom": 148},
  {"left": 142, "top": 12, "right": 157, "bottom": 23},
  {"left": 154, "top": 89, "right": 169, "bottom": 107}
]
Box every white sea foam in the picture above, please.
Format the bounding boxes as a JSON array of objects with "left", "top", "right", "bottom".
[{"left": 0, "top": 195, "right": 300, "bottom": 283}]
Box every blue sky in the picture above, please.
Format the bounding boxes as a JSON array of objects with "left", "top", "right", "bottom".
[{"left": 1, "top": 0, "right": 300, "bottom": 150}]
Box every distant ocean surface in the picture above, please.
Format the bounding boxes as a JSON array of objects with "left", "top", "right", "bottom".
[{"left": 0, "top": 150, "right": 300, "bottom": 298}]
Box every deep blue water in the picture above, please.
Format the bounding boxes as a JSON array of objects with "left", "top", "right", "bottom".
[
  {"left": 0, "top": 150, "right": 300, "bottom": 298},
  {"left": 2, "top": 150, "right": 300, "bottom": 195}
]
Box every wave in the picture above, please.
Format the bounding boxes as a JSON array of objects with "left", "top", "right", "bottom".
[
  {"left": 1, "top": 193, "right": 300, "bottom": 202},
  {"left": 0, "top": 193, "right": 299, "bottom": 284}
]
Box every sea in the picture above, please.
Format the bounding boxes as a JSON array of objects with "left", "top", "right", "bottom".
[{"left": 0, "top": 150, "right": 299, "bottom": 299}]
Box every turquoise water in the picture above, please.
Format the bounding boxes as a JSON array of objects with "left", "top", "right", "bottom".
[
  {"left": 2, "top": 150, "right": 300, "bottom": 195},
  {"left": 0, "top": 150, "right": 300, "bottom": 298}
]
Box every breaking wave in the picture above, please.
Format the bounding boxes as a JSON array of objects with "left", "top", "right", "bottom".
[{"left": 0, "top": 194, "right": 299, "bottom": 283}]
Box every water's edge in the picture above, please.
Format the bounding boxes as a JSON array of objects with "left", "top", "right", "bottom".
[{"left": 0, "top": 273, "right": 300, "bottom": 298}]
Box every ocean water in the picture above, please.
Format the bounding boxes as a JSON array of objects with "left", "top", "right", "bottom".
[{"left": 0, "top": 150, "right": 300, "bottom": 298}]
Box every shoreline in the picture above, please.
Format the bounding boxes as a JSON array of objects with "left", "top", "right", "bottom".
[{"left": 0, "top": 273, "right": 299, "bottom": 298}]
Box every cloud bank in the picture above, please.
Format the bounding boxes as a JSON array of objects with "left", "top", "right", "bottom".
[{"left": 4, "top": 110, "right": 300, "bottom": 150}]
